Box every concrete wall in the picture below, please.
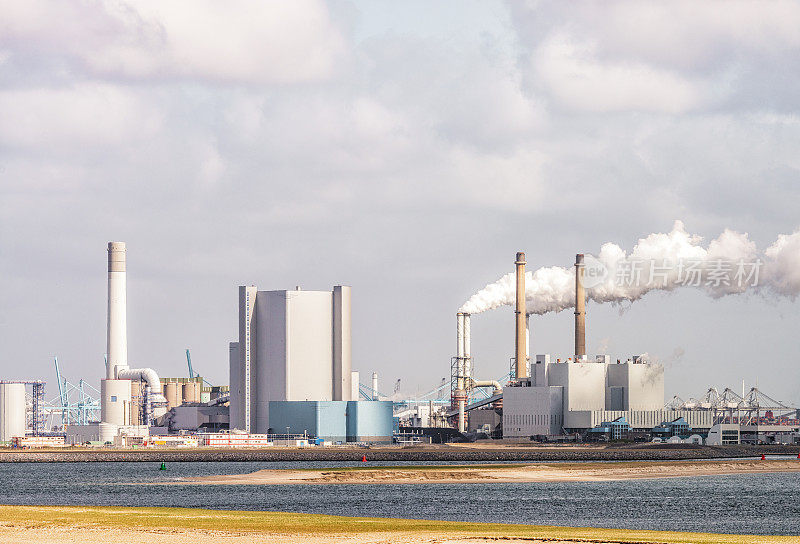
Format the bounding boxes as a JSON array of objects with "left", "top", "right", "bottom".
[
  {"left": 254, "top": 290, "right": 287, "bottom": 432},
  {"left": 532, "top": 354, "right": 550, "bottom": 387},
  {"left": 350, "top": 371, "right": 360, "bottom": 400},
  {"left": 333, "top": 286, "right": 352, "bottom": 401},
  {"left": 346, "top": 401, "right": 393, "bottom": 442},
  {"left": 548, "top": 362, "right": 606, "bottom": 412},
  {"left": 101, "top": 379, "right": 131, "bottom": 426},
  {"left": 286, "top": 290, "right": 333, "bottom": 401},
  {"left": 606, "top": 362, "right": 664, "bottom": 411},
  {"left": 168, "top": 405, "right": 229, "bottom": 431},
  {"left": 503, "top": 385, "right": 563, "bottom": 438},
  {"left": 228, "top": 342, "right": 241, "bottom": 430}
]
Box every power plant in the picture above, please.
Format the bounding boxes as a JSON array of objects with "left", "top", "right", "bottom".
[
  {"left": 0, "top": 242, "right": 798, "bottom": 448},
  {"left": 441, "top": 251, "right": 799, "bottom": 444}
]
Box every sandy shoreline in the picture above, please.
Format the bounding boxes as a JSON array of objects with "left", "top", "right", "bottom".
[
  {"left": 181, "top": 459, "right": 800, "bottom": 485},
  {"left": 0, "top": 505, "right": 795, "bottom": 544}
]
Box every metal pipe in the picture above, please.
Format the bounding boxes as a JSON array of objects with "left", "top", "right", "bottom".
[
  {"left": 463, "top": 313, "right": 471, "bottom": 383},
  {"left": 525, "top": 313, "right": 530, "bottom": 361},
  {"left": 470, "top": 378, "right": 502, "bottom": 391},
  {"left": 456, "top": 313, "right": 465, "bottom": 388},
  {"left": 107, "top": 242, "right": 127, "bottom": 379},
  {"left": 144, "top": 385, "right": 152, "bottom": 426},
  {"left": 515, "top": 252, "right": 527, "bottom": 379},
  {"left": 574, "top": 253, "right": 586, "bottom": 361}
]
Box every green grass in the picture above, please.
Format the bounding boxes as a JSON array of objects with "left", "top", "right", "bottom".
[{"left": 0, "top": 505, "right": 795, "bottom": 543}]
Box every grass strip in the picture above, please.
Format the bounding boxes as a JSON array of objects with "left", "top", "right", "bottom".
[{"left": 0, "top": 505, "right": 794, "bottom": 544}]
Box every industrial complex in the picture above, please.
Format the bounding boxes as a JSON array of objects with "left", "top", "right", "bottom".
[{"left": 0, "top": 243, "right": 798, "bottom": 449}]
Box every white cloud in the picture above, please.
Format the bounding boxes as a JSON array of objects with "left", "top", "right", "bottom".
[
  {"left": 0, "top": 0, "right": 347, "bottom": 84},
  {"left": 533, "top": 33, "right": 704, "bottom": 113},
  {"left": 0, "top": 83, "right": 162, "bottom": 148}
]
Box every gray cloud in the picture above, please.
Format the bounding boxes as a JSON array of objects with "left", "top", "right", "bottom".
[{"left": 0, "top": 1, "right": 798, "bottom": 404}]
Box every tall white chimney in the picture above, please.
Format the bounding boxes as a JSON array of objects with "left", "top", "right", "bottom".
[{"left": 106, "top": 242, "right": 128, "bottom": 380}]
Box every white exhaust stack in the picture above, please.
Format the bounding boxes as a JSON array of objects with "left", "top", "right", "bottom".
[
  {"left": 102, "top": 242, "right": 132, "bottom": 427},
  {"left": 371, "top": 372, "right": 379, "bottom": 400},
  {"left": 106, "top": 242, "right": 128, "bottom": 379},
  {"left": 102, "top": 242, "right": 165, "bottom": 427}
]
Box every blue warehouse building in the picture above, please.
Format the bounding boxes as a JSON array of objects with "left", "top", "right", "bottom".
[{"left": 268, "top": 400, "right": 393, "bottom": 443}]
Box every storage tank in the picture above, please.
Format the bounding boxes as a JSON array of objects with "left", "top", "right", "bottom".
[
  {"left": 182, "top": 381, "right": 200, "bottom": 403},
  {"left": 164, "top": 381, "right": 182, "bottom": 409},
  {"left": 0, "top": 383, "right": 27, "bottom": 442}
]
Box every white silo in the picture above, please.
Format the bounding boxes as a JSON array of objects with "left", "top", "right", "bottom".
[{"left": 0, "top": 383, "right": 27, "bottom": 442}]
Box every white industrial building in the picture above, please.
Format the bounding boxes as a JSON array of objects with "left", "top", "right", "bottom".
[
  {"left": 481, "top": 253, "right": 714, "bottom": 438},
  {"left": 503, "top": 355, "right": 713, "bottom": 436},
  {"left": 229, "top": 285, "right": 353, "bottom": 433}
]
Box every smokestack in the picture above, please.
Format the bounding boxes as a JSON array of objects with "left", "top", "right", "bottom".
[
  {"left": 575, "top": 253, "right": 586, "bottom": 361},
  {"left": 455, "top": 312, "right": 467, "bottom": 433},
  {"left": 107, "top": 242, "right": 128, "bottom": 379},
  {"left": 515, "top": 252, "right": 527, "bottom": 379},
  {"left": 371, "top": 372, "right": 379, "bottom": 401}
]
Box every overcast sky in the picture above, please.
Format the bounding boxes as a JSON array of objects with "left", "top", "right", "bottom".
[{"left": 1, "top": 0, "right": 799, "bottom": 406}]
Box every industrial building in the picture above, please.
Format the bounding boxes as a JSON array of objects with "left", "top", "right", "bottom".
[
  {"left": 229, "top": 285, "right": 353, "bottom": 432},
  {"left": 453, "top": 252, "right": 715, "bottom": 439},
  {"left": 228, "top": 284, "right": 393, "bottom": 443}
]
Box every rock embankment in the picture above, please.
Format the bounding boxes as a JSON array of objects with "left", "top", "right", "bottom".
[{"left": 0, "top": 444, "right": 796, "bottom": 463}]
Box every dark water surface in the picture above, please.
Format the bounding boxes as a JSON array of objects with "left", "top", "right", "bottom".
[{"left": 1, "top": 461, "right": 798, "bottom": 535}]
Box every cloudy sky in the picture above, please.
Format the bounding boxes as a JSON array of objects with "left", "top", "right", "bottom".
[{"left": 1, "top": 0, "right": 799, "bottom": 405}]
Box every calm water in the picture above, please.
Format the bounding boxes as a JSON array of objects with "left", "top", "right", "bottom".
[{"left": 1, "top": 461, "right": 798, "bottom": 535}]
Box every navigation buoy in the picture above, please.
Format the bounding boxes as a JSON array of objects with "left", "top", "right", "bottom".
[
  {"left": 361, "top": 455, "right": 367, "bottom": 462},
  {"left": 159, "top": 462, "right": 167, "bottom": 471},
  {"left": 760, "top": 454, "right": 766, "bottom": 461}
]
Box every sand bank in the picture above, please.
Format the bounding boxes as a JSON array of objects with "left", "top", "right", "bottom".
[{"left": 183, "top": 459, "right": 800, "bottom": 485}]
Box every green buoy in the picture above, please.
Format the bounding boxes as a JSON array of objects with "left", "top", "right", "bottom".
[{"left": 159, "top": 462, "right": 166, "bottom": 471}]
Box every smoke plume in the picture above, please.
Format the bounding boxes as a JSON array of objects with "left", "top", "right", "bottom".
[{"left": 460, "top": 221, "right": 800, "bottom": 315}]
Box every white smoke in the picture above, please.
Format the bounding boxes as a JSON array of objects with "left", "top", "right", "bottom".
[{"left": 460, "top": 221, "right": 800, "bottom": 315}]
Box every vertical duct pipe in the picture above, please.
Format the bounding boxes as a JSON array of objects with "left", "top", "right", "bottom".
[
  {"left": 107, "top": 242, "right": 128, "bottom": 379},
  {"left": 144, "top": 385, "right": 152, "bottom": 426},
  {"left": 574, "top": 253, "right": 586, "bottom": 361},
  {"left": 455, "top": 312, "right": 466, "bottom": 432},
  {"left": 515, "top": 252, "right": 528, "bottom": 379},
  {"left": 525, "top": 313, "right": 530, "bottom": 362},
  {"left": 463, "top": 313, "right": 471, "bottom": 384},
  {"left": 372, "top": 372, "right": 379, "bottom": 401}
]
